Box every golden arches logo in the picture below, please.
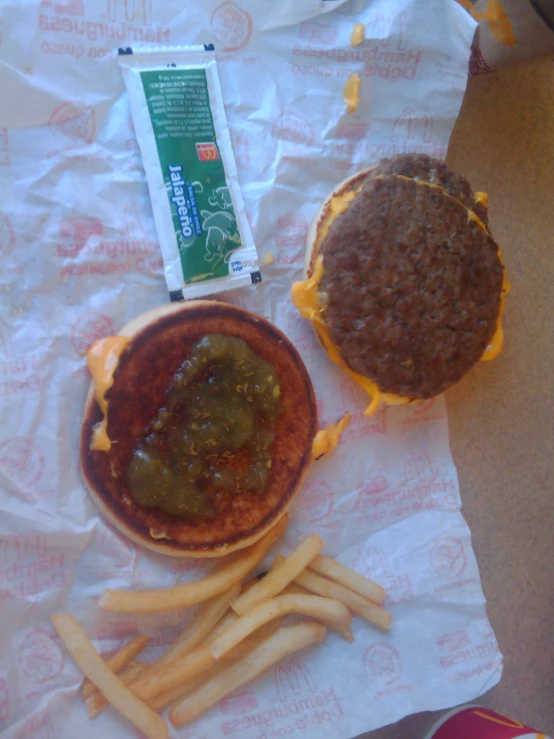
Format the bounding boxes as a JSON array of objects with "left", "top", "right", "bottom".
[
  {"left": 392, "top": 108, "right": 433, "bottom": 143},
  {"left": 195, "top": 142, "right": 219, "bottom": 161},
  {"left": 473, "top": 709, "right": 523, "bottom": 728},
  {"left": 274, "top": 659, "right": 315, "bottom": 702},
  {"left": 457, "top": 0, "right": 516, "bottom": 47}
]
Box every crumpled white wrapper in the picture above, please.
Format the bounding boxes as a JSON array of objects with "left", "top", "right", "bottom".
[{"left": 0, "top": 0, "right": 503, "bottom": 737}]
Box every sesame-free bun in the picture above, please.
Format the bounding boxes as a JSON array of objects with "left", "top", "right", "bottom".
[{"left": 80, "top": 300, "right": 317, "bottom": 558}]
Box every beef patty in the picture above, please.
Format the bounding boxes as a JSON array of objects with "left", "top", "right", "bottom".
[
  {"left": 372, "top": 153, "right": 489, "bottom": 225},
  {"left": 318, "top": 173, "right": 504, "bottom": 399}
]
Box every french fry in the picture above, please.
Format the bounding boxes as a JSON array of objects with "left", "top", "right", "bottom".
[
  {"left": 87, "top": 589, "right": 237, "bottom": 713},
  {"left": 170, "top": 622, "right": 328, "bottom": 728},
  {"left": 281, "top": 582, "right": 306, "bottom": 596},
  {"left": 51, "top": 615, "right": 167, "bottom": 739},
  {"left": 87, "top": 660, "right": 149, "bottom": 718},
  {"left": 309, "top": 554, "right": 386, "bottom": 605},
  {"left": 128, "top": 646, "right": 214, "bottom": 703},
  {"left": 156, "top": 584, "right": 240, "bottom": 667},
  {"left": 232, "top": 534, "right": 324, "bottom": 615},
  {"left": 205, "top": 611, "right": 239, "bottom": 644},
  {"left": 81, "top": 634, "right": 149, "bottom": 700},
  {"left": 148, "top": 673, "right": 218, "bottom": 713},
  {"left": 211, "top": 593, "right": 352, "bottom": 659},
  {"left": 284, "top": 561, "right": 392, "bottom": 630},
  {"left": 148, "top": 619, "right": 285, "bottom": 713},
  {"left": 220, "top": 617, "right": 285, "bottom": 661},
  {"left": 240, "top": 573, "right": 267, "bottom": 594},
  {"left": 99, "top": 514, "right": 288, "bottom": 613},
  {"left": 145, "top": 614, "right": 241, "bottom": 713},
  {"left": 113, "top": 584, "right": 239, "bottom": 708}
]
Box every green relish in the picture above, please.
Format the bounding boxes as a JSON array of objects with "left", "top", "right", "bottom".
[{"left": 127, "top": 334, "right": 283, "bottom": 518}]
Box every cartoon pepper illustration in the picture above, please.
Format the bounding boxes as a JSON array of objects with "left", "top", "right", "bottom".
[{"left": 200, "top": 210, "right": 240, "bottom": 264}]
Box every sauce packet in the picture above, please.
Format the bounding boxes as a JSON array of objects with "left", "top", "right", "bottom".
[{"left": 118, "top": 45, "right": 260, "bottom": 301}]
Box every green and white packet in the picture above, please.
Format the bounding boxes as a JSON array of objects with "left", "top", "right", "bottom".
[{"left": 118, "top": 45, "right": 260, "bottom": 301}]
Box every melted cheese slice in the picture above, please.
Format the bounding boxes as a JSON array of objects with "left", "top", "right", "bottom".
[
  {"left": 292, "top": 174, "right": 508, "bottom": 414},
  {"left": 312, "top": 413, "right": 351, "bottom": 459},
  {"left": 474, "top": 191, "right": 488, "bottom": 208},
  {"left": 87, "top": 335, "right": 130, "bottom": 451},
  {"left": 322, "top": 188, "right": 360, "bottom": 241},
  {"left": 343, "top": 74, "right": 361, "bottom": 113},
  {"left": 292, "top": 257, "right": 409, "bottom": 416},
  {"left": 350, "top": 22, "right": 365, "bottom": 47},
  {"left": 482, "top": 248, "right": 510, "bottom": 361},
  {"left": 261, "top": 251, "right": 275, "bottom": 266}
]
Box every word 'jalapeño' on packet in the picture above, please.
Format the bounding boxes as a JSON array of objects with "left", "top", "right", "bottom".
[{"left": 118, "top": 45, "right": 260, "bottom": 301}]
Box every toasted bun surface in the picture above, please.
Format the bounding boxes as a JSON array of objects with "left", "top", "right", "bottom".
[{"left": 80, "top": 300, "right": 317, "bottom": 558}]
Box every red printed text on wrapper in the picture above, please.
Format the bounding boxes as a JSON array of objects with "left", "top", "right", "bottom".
[
  {"left": 38, "top": 0, "right": 170, "bottom": 57},
  {"left": 363, "top": 643, "right": 412, "bottom": 699},
  {"left": 353, "top": 547, "right": 414, "bottom": 606},
  {"left": 230, "top": 130, "right": 251, "bottom": 169},
  {"left": 355, "top": 452, "right": 458, "bottom": 523},
  {"left": 0, "top": 678, "right": 9, "bottom": 723},
  {"left": 293, "top": 480, "right": 334, "bottom": 539},
  {"left": 275, "top": 213, "right": 308, "bottom": 266},
  {"left": 0, "top": 213, "right": 15, "bottom": 258},
  {"left": 71, "top": 312, "right": 114, "bottom": 356},
  {"left": 0, "top": 533, "right": 66, "bottom": 599},
  {"left": 96, "top": 620, "right": 139, "bottom": 642},
  {"left": 430, "top": 536, "right": 467, "bottom": 580},
  {"left": 400, "top": 397, "right": 445, "bottom": 425},
  {"left": 386, "top": 108, "right": 446, "bottom": 159},
  {"left": 437, "top": 630, "right": 471, "bottom": 654},
  {"left": 0, "top": 128, "right": 9, "bottom": 167},
  {"left": 16, "top": 712, "right": 57, "bottom": 739},
  {"left": 220, "top": 691, "right": 258, "bottom": 717},
  {"left": 335, "top": 121, "right": 370, "bottom": 141},
  {"left": 211, "top": 2, "right": 252, "bottom": 52},
  {"left": 435, "top": 626, "right": 502, "bottom": 685},
  {"left": 86, "top": 522, "right": 138, "bottom": 581},
  {"left": 18, "top": 629, "right": 64, "bottom": 683},
  {"left": 271, "top": 112, "right": 315, "bottom": 148},
  {"left": 298, "top": 21, "right": 339, "bottom": 47},
  {"left": 0, "top": 438, "right": 45, "bottom": 494},
  {"left": 0, "top": 340, "right": 41, "bottom": 397},
  {"left": 56, "top": 205, "right": 163, "bottom": 278},
  {"left": 48, "top": 101, "right": 95, "bottom": 145}
]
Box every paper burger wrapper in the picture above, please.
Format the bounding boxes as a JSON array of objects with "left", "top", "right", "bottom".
[{"left": 457, "top": 0, "right": 554, "bottom": 73}]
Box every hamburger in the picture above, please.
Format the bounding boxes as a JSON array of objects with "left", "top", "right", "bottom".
[
  {"left": 80, "top": 300, "right": 317, "bottom": 558},
  {"left": 292, "top": 154, "right": 509, "bottom": 415}
]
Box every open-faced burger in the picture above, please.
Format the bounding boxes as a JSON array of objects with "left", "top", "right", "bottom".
[
  {"left": 292, "top": 154, "right": 509, "bottom": 415},
  {"left": 80, "top": 301, "right": 317, "bottom": 557}
]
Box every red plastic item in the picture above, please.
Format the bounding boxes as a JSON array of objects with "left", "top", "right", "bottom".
[{"left": 426, "top": 705, "right": 551, "bottom": 739}]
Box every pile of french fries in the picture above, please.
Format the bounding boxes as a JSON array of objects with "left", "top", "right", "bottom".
[{"left": 51, "top": 514, "right": 391, "bottom": 739}]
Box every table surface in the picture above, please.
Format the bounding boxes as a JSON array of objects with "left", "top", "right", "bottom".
[{"left": 362, "top": 61, "right": 554, "bottom": 739}]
